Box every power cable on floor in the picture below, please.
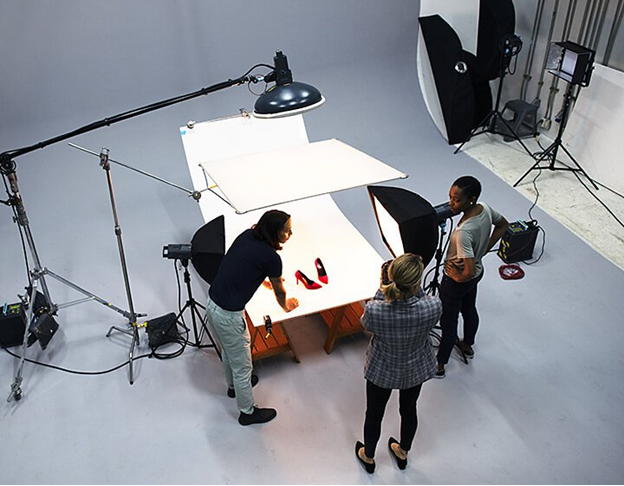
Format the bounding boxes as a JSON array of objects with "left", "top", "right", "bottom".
[{"left": 3, "top": 346, "right": 152, "bottom": 375}]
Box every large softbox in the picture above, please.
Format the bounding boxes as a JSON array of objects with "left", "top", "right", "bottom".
[
  {"left": 419, "top": 14, "right": 477, "bottom": 144},
  {"left": 368, "top": 186, "right": 439, "bottom": 267}
]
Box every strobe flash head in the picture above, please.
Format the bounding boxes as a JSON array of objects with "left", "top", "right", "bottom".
[
  {"left": 163, "top": 244, "right": 192, "bottom": 260},
  {"left": 433, "top": 202, "right": 453, "bottom": 222}
]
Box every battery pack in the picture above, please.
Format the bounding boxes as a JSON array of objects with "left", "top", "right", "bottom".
[
  {"left": 498, "top": 220, "right": 539, "bottom": 263},
  {"left": 0, "top": 302, "right": 27, "bottom": 348}
]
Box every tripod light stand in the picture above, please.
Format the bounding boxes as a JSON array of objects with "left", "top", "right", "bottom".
[
  {"left": 162, "top": 215, "right": 226, "bottom": 357},
  {"left": 175, "top": 259, "right": 221, "bottom": 357},
  {"left": 424, "top": 210, "right": 452, "bottom": 296},
  {"left": 1, "top": 50, "right": 324, "bottom": 401},
  {"left": 514, "top": 41, "right": 598, "bottom": 189},
  {"left": 454, "top": 34, "right": 535, "bottom": 158}
]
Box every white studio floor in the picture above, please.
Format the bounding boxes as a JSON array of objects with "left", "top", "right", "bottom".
[
  {"left": 1, "top": 125, "right": 623, "bottom": 485},
  {"left": 463, "top": 132, "right": 624, "bottom": 272},
  {"left": 2, "top": 1, "right": 624, "bottom": 484}
]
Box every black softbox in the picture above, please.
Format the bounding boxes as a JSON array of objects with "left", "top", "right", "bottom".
[
  {"left": 191, "top": 215, "right": 225, "bottom": 285},
  {"left": 476, "top": 0, "right": 516, "bottom": 81},
  {"left": 419, "top": 14, "right": 477, "bottom": 144},
  {"left": 368, "top": 186, "right": 440, "bottom": 267}
]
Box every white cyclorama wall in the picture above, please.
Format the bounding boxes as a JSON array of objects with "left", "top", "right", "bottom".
[{"left": 417, "top": 0, "right": 624, "bottom": 194}]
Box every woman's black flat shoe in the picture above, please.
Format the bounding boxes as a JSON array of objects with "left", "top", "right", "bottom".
[
  {"left": 355, "top": 441, "right": 375, "bottom": 473},
  {"left": 388, "top": 437, "right": 407, "bottom": 470}
]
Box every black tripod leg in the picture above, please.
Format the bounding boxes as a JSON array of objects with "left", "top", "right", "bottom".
[
  {"left": 454, "top": 111, "right": 495, "bottom": 154},
  {"left": 175, "top": 301, "right": 192, "bottom": 333},
  {"left": 192, "top": 302, "right": 222, "bottom": 360},
  {"left": 514, "top": 143, "right": 555, "bottom": 187},
  {"left": 558, "top": 143, "right": 600, "bottom": 190},
  {"left": 488, "top": 112, "right": 536, "bottom": 159}
]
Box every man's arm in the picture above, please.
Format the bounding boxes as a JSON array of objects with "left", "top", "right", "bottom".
[{"left": 269, "top": 277, "right": 299, "bottom": 312}]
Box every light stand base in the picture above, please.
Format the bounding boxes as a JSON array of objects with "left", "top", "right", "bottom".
[
  {"left": 107, "top": 323, "right": 141, "bottom": 385},
  {"left": 454, "top": 109, "right": 536, "bottom": 160},
  {"left": 176, "top": 260, "right": 221, "bottom": 359},
  {"left": 454, "top": 60, "right": 537, "bottom": 161},
  {"left": 513, "top": 139, "right": 599, "bottom": 189},
  {"left": 514, "top": 82, "right": 598, "bottom": 190}
]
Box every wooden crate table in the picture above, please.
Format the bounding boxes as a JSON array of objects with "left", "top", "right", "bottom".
[{"left": 320, "top": 301, "right": 366, "bottom": 354}]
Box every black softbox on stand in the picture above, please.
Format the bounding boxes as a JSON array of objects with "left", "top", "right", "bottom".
[
  {"left": 419, "top": 14, "right": 477, "bottom": 144},
  {"left": 476, "top": 0, "right": 516, "bottom": 81}
]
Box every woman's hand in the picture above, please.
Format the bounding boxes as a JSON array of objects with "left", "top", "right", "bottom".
[
  {"left": 380, "top": 260, "right": 392, "bottom": 286},
  {"left": 445, "top": 258, "right": 475, "bottom": 282}
]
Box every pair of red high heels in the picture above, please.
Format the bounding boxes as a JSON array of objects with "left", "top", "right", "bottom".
[{"left": 295, "top": 258, "right": 328, "bottom": 290}]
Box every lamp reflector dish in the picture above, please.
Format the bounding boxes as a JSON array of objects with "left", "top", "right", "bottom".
[{"left": 253, "top": 82, "right": 325, "bottom": 118}]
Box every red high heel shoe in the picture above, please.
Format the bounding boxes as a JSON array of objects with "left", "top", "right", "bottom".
[
  {"left": 315, "top": 258, "right": 328, "bottom": 284},
  {"left": 295, "top": 270, "right": 322, "bottom": 289}
]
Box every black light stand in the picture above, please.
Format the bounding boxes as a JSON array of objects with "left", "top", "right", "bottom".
[
  {"left": 513, "top": 81, "right": 598, "bottom": 189},
  {"left": 424, "top": 217, "right": 469, "bottom": 365},
  {"left": 454, "top": 35, "right": 535, "bottom": 159},
  {"left": 176, "top": 259, "right": 221, "bottom": 359},
  {"left": 424, "top": 220, "right": 449, "bottom": 297}
]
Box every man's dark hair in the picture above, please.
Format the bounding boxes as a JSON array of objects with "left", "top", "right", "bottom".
[
  {"left": 252, "top": 209, "right": 290, "bottom": 250},
  {"left": 453, "top": 175, "right": 482, "bottom": 200}
]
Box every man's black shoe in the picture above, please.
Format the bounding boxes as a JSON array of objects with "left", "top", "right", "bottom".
[
  {"left": 238, "top": 406, "right": 277, "bottom": 426},
  {"left": 227, "top": 374, "right": 259, "bottom": 398}
]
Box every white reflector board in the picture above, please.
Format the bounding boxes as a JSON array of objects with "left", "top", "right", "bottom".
[{"left": 180, "top": 116, "right": 406, "bottom": 214}]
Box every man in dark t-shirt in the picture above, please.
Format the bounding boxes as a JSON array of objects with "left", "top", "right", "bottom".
[{"left": 206, "top": 210, "right": 298, "bottom": 426}]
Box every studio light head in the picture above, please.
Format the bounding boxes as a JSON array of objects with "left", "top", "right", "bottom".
[
  {"left": 499, "top": 34, "right": 523, "bottom": 58},
  {"left": 162, "top": 216, "right": 225, "bottom": 285},
  {"left": 253, "top": 51, "right": 325, "bottom": 119},
  {"left": 367, "top": 186, "right": 453, "bottom": 266},
  {"left": 547, "top": 41, "right": 595, "bottom": 87},
  {"left": 162, "top": 244, "right": 192, "bottom": 261},
  {"left": 433, "top": 202, "right": 453, "bottom": 222}
]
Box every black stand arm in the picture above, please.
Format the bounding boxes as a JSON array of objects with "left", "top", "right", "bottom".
[{"left": 1, "top": 76, "right": 249, "bottom": 166}]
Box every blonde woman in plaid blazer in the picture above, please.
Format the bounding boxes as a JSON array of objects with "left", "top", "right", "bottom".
[{"left": 355, "top": 253, "right": 442, "bottom": 473}]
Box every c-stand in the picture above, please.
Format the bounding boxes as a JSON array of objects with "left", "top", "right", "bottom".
[
  {"left": 1, "top": 50, "right": 321, "bottom": 401},
  {"left": 1, "top": 153, "right": 141, "bottom": 401}
]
